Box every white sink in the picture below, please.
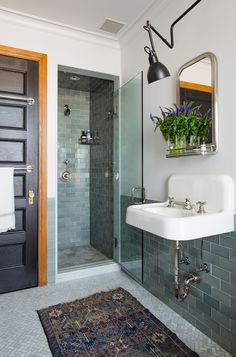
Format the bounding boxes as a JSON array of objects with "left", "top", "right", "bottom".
[
  {"left": 142, "top": 205, "right": 195, "bottom": 217},
  {"left": 126, "top": 174, "right": 234, "bottom": 241}
]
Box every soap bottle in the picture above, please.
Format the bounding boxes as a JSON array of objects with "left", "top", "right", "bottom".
[
  {"left": 81, "top": 130, "right": 87, "bottom": 144},
  {"left": 86, "top": 129, "right": 92, "bottom": 143}
]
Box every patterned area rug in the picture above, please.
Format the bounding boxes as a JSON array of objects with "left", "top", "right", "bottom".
[{"left": 38, "top": 287, "right": 199, "bottom": 357}]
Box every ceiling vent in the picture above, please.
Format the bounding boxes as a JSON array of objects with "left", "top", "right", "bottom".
[{"left": 100, "top": 18, "right": 125, "bottom": 34}]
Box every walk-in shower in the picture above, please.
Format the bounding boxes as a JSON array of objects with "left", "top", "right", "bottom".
[
  {"left": 57, "top": 67, "right": 115, "bottom": 272},
  {"left": 57, "top": 66, "right": 143, "bottom": 282}
]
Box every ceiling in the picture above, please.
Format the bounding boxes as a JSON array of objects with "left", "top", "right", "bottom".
[
  {"left": 0, "top": 0, "right": 156, "bottom": 39},
  {"left": 58, "top": 71, "right": 112, "bottom": 92}
]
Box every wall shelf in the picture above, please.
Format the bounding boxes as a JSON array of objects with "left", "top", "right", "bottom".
[
  {"left": 166, "top": 146, "right": 216, "bottom": 158},
  {"left": 79, "top": 139, "right": 100, "bottom": 145}
]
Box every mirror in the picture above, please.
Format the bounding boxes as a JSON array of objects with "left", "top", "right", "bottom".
[{"left": 176, "top": 52, "right": 218, "bottom": 156}]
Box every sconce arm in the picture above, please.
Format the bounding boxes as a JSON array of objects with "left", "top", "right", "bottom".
[{"left": 144, "top": 0, "right": 202, "bottom": 49}]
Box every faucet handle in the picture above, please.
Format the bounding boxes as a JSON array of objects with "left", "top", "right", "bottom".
[
  {"left": 196, "top": 201, "right": 206, "bottom": 214},
  {"left": 167, "top": 196, "right": 175, "bottom": 207},
  {"left": 184, "top": 198, "right": 192, "bottom": 210}
]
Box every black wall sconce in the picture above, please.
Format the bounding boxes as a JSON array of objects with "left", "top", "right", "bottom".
[{"left": 143, "top": 0, "right": 202, "bottom": 84}]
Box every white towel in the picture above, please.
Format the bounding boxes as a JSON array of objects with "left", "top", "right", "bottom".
[{"left": 0, "top": 167, "right": 15, "bottom": 233}]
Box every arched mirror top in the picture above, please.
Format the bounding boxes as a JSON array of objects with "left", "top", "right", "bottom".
[{"left": 175, "top": 52, "right": 218, "bottom": 157}]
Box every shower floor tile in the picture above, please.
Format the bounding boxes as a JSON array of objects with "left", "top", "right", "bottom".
[{"left": 58, "top": 245, "right": 110, "bottom": 271}]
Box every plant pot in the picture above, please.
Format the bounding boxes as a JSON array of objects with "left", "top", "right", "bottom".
[
  {"left": 168, "top": 136, "right": 186, "bottom": 154},
  {"left": 187, "top": 136, "right": 200, "bottom": 149}
]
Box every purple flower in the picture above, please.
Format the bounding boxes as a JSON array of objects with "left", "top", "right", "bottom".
[
  {"left": 150, "top": 113, "right": 161, "bottom": 123},
  {"left": 160, "top": 107, "right": 167, "bottom": 118},
  {"left": 150, "top": 102, "right": 211, "bottom": 125}
]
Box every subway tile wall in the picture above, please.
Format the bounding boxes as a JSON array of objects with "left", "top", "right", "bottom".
[
  {"left": 120, "top": 195, "right": 236, "bottom": 354},
  {"left": 58, "top": 88, "right": 90, "bottom": 250},
  {"left": 47, "top": 198, "right": 56, "bottom": 283},
  {"left": 143, "top": 215, "right": 236, "bottom": 355},
  {"left": 90, "top": 79, "right": 114, "bottom": 259}
]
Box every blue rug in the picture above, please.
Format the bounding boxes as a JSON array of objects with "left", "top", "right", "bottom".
[{"left": 38, "top": 287, "right": 199, "bottom": 356}]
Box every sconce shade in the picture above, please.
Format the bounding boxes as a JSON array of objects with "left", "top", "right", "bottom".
[
  {"left": 144, "top": 1, "right": 202, "bottom": 84},
  {"left": 147, "top": 60, "right": 170, "bottom": 84}
]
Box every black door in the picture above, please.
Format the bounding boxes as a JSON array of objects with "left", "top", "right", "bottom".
[{"left": 0, "top": 55, "right": 38, "bottom": 293}]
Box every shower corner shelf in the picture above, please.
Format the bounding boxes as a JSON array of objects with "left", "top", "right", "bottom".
[{"left": 79, "top": 139, "right": 100, "bottom": 145}]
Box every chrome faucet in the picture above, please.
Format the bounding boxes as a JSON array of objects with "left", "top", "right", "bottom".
[
  {"left": 167, "top": 196, "right": 175, "bottom": 207},
  {"left": 196, "top": 201, "right": 206, "bottom": 214},
  {"left": 184, "top": 198, "right": 192, "bottom": 210},
  {"left": 167, "top": 197, "right": 207, "bottom": 213},
  {"left": 167, "top": 197, "right": 193, "bottom": 210}
]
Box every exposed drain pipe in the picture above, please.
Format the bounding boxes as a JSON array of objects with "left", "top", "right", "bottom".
[{"left": 174, "top": 240, "right": 200, "bottom": 301}]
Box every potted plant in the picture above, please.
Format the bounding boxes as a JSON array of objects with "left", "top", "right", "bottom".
[{"left": 150, "top": 102, "right": 211, "bottom": 153}]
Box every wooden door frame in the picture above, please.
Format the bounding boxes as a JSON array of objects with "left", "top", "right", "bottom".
[{"left": 0, "top": 45, "right": 47, "bottom": 286}]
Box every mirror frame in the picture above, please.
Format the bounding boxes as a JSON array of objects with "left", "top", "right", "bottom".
[{"left": 175, "top": 52, "right": 218, "bottom": 157}]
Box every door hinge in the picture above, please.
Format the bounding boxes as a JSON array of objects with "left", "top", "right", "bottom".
[{"left": 114, "top": 238, "right": 118, "bottom": 248}]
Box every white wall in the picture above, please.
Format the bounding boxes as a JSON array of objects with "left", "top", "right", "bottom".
[
  {"left": 0, "top": 10, "right": 121, "bottom": 198},
  {"left": 180, "top": 58, "right": 211, "bottom": 86},
  {"left": 120, "top": 0, "right": 236, "bottom": 207}
]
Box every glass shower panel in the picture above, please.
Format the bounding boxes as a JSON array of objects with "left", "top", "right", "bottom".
[{"left": 113, "top": 72, "right": 143, "bottom": 282}]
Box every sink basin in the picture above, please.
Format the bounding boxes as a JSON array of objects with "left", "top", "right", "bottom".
[
  {"left": 143, "top": 205, "right": 195, "bottom": 217},
  {"left": 126, "top": 174, "right": 234, "bottom": 241}
]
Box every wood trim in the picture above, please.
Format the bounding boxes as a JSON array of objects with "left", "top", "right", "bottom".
[
  {"left": 0, "top": 45, "right": 48, "bottom": 286},
  {"left": 180, "top": 80, "right": 212, "bottom": 93},
  {"left": 37, "top": 54, "right": 47, "bottom": 286}
]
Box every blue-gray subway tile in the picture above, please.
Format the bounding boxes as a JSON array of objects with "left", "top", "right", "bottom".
[
  {"left": 168, "top": 300, "right": 186, "bottom": 316},
  {"left": 195, "top": 239, "right": 211, "bottom": 252},
  {"left": 211, "top": 243, "right": 230, "bottom": 259},
  {"left": 212, "top": 265, "right": 230, "bottom": 282},
  {"left": 203, "top": 293, "right": 219, "bottom": 310},
  {"left": 207, "top": 235, "right": 220, "bottom": 244},
  {"left": 181, "top": 310, "right": 197, "bottom": 327},
  {"left": 202, "top": 251, "right": 220, "bottom": 266},
  {"left": 220, "top": 234, "right": 236, "bottom": 249},
  {"left": 212, "top": 287, "right": 230, "bottom": 306},
  {"left": 201, "top": 273, "right": 220, "bottom": 289},
  {"left": 220, "top": 326, "right": 236, "bottom": 353},
  {"left": 202, "top": 315, "right": 220, "bottom": 334},
  {"left": 230, "top": 319, "right": 236, "bottom": 332},
  {"left": 195, "top": 320, "right": 211, "bottom": 338},
  {"left": 188, "top": 306, "right": 203, "bottom": 322},
  {"left": 196, "top": 299, "right": 211, "bottom": 316},
  {"left": 189, "top": 286, "right": 203, "bottom": 300},
  {"left": 211, "top": 308, "right": 230, "bottom": 329},
  {"left": 211, "top": 331, "right": 231, "bottom": 352},
  {"left": 189, "top": 246, "right": 201, "bottom": 258},
  {"left": 231, "top": 297, "right": 236, "bottom": 310},
  {"left": 197, "top": 280, "right": 212, "bottom": 295},
  {"left": 219, "top": 258, "right": 236, "bottom": 274},
  {"left": 186, "top": 294, "right": 196, "bottom": 308},
  {"left": 231, "top": 273, "right": 236, "bottom": 286},
  {"left": 220, "top": 303, "right": 236, "bottom": 321}
]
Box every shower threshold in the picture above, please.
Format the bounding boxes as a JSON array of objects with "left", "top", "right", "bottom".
[
  {"left": 58, "top": 244, "right": 113, "bottom": 273},
  {"left": 58, "top": 259, "right": 114, "bottom": 274}
]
